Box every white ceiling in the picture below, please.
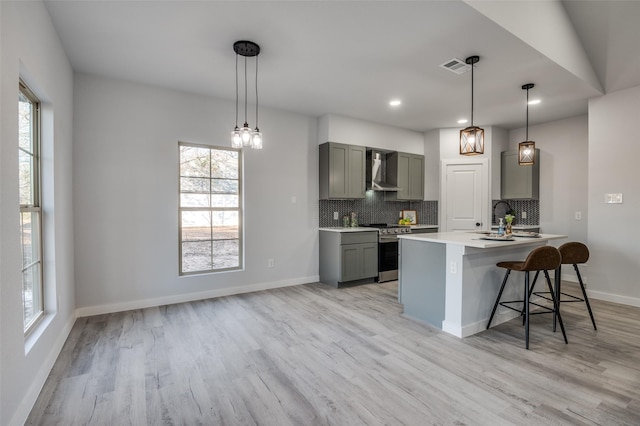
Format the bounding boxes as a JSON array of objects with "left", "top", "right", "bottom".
[{"left": 43, "top": 0, "right": 640, "bottom": 133}]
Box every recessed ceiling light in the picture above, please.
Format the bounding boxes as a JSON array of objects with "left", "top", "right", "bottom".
[
  {"left": 457, "top": 119, "right": 468, "bottom": 124},
  {"left": 389, "top": 99, "right": 402, "bottom": 107},
  {"left": 528, "top": 99, "right": 541, "bottom": 105}
]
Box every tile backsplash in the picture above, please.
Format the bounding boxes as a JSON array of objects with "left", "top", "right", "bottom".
[
  {"left": 319, "top": 191, "right": 438, "bottom": 227},
  {"left": 319, "top": 195, "right": 536, "bottom": 228},
  {"left": 491, "top": 199, "right": 539, "bottom": 226}
]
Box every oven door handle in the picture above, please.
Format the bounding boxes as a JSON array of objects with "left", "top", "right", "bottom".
[{"left": 379, "top": 236, "right": 399, "bottom": 243}]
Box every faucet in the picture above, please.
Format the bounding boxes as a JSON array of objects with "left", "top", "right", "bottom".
[{"left": 492, "top": 200, "right": 513, "bottom": 224}]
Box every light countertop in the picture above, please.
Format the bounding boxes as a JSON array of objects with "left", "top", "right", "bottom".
[
  {"left": 319, "top": 227, "right": 378, "bottom": 233},
  {"left": 398, "top": 231, "right": 566, "bottom": 249},
  {"left": 491, "top": 225, "right": 540, "bottom": 230},
  {"left": 320, "top": 224, "right": 438, "bottom": 233}
]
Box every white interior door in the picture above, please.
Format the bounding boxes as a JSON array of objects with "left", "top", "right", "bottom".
[{"left": 442, "top": 161, "right": 488, "bottom": 231}]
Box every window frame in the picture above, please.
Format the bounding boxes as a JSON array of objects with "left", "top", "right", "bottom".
[
  {"left": 178, "top": 141, "right": 243, "bottom": 275},
  {"left": 19, "top": 79, "right": 44, "bottom": 334}
]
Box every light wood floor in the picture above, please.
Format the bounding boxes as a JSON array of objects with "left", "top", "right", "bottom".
[{"left": 28, "top": 281, "right": 640, "bottom": 425}]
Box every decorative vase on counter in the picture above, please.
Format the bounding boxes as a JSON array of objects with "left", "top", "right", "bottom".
[
  {"left": 504, "top": 214, "right": 515, "bottom": 236},
  {"left": 350, "top": 211, "right": 358, "bottom": 227},
  {"left": 506, "top": 222, "right": 513, "bottom": 236}
]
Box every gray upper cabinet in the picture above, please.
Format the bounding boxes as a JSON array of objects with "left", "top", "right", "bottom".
[
  {"left": 319, "top": 142, "right": 366, "bottom": 199},
  {"left": 501, "top": 149, "right": 540, "bottom": 200},
  {"left": 386, "top": 152, "right": 425, "bottom": 201}
]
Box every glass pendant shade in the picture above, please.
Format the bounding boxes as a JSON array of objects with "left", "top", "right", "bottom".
[
  {"left": 460, "top": 126, "right": 484, "bottom": 155},
  {"left": 231, "top": 127, "right": 242, "bottom": 148},
  {"left": 251, "top": 128, "right": 263, "bottom": 150},
  {"left": 240, "top": 123, "right": 252, "bottom": 146},
  {"left": 518, "top": 141, "right": 535, "bottom": 165}
]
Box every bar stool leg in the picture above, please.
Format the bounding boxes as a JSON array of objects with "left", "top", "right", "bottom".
[
  {"left": 523, "top": 271, "right": 540, "bottom": 325},
  {"left": 545, "top": 271, "right": 568, "bottom": 344},
  {"left": 487, "top": 269, "right": 511, "bottom": 329},
  {"left": 574, "top": 264, "right": 597, "bottom": 330},
  {"left": 525, "top": 271, "right": 531, "bottom": 349},
  {"left": 553, "top": 265, "right": 561, "bottom": 332}
]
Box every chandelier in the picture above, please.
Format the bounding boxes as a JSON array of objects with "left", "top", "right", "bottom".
[{"left": 231, "top": 40, "right": 262, "bottom": 150}]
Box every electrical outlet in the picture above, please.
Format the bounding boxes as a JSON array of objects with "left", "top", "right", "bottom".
[
  {"left": 333, "top": 211, "right": 339, "bottom": 220},
  {"left": 521, "top": 211, "right": 527, "bottom": 220},
  {"left": 267, "top": 259, "right": 275, "bottom": 268},
  {"left": 450, "top": 261, "right": 457, "bottom": 274},
  {"left": 575, "top": 211, "right": 582, "bottom": 220}
]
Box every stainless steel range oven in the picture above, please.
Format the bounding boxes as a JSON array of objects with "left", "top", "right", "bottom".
[{"left": 362, "top": 224, "right": 411, "bottom": 282}]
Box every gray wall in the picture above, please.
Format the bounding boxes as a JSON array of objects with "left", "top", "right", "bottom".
[
  {"left": 1, "top": 2, "right": 75, "bottom": 424},
  {"left": 508, "top": 114, "right": 589, "bottom": 245},
  {"left": 588, "top": 85, "right": 640, "bottom": 305},
  {"left": 73, "top": 73, "right": 320, "bottom": 313}
]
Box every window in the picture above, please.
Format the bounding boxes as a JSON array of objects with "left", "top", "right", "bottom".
[
  {"left": 179, "top": 143, "right": 242, "bottom": 274},
  {"left": 19, "top": 81, "right": 43, "bottom": 332}
]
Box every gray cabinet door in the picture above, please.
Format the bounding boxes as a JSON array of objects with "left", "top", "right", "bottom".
[
  {"left": 501, "top": 149, "right": 540, "bottom": 199},
  {"left": 329, "top": 142, "right": 349, "bottom": 198},
  {"left": 319, "top": 142, "right": 365, "bottom": 199},
  {"left": 361, "top": 242, "right": 378, "bottom": 278},
  {"left": 340, "top": 242, "right": 378, "bottom": 282},
  {"left": 348, "top": 145, "right": 366, "bottom": 198},
  {"left": 409, "top": 154, "right": 425, "bottom": 200},
  {"left": 341, "top": 244, "right": 362, "bottom": 282},
  {"left": 387, "top": 152, "right": 425, "bottom": 201},
  {"left": 395, "top": 152, "right": 411, "bottom": 200}
]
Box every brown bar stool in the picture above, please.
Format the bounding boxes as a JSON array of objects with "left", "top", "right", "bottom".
[
  {"left": 486, "top": 246, "right": 568, "bottom": 349},
  {"left": 531, "top": 242, "right": 596, "bottom": 330}
]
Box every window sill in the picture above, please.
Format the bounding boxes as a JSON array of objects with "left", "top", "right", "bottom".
[{"left": 25, "top": 313, "right": 55, "bottom": 355}]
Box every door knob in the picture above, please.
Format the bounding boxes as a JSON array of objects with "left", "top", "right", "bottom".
[{"left": 475, "top": 222, "right": 481, "bottom": 227}]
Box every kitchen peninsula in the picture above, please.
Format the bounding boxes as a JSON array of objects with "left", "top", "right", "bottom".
[{"left": 398, "top": 232, "right": 566, "bottom": 338}]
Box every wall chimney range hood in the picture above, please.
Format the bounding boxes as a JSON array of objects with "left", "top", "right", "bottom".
[{"left": 366, "top": 149, "right": 401, "bottom": 191}]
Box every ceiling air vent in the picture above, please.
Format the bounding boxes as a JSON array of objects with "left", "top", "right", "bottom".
[{"left": 440, "top": 58, "right": 471, "bottom": 75}]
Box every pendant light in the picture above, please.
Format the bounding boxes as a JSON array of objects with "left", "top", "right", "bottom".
[
  {"left": 231, "top": 40, "right": 263, "bottom": 150},
  {"left": 460, "top": 55, "right": 484, "bottom": 155},
  {"left": 518, "top": 83, "right": 535, "bottom": 165}
]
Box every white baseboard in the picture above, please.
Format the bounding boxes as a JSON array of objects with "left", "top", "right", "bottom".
[
  {"left": 443, "top": 309, "right": 523, "bottom": 338},
  {"left": 587, "top": 289, "right": 640, "bottom": 308},
  {"left": 10, "top": 314, "right": 77, "bottom": 426},
  {"left": 443, "top": 296, "right": 548, "bottom": 339},
  {"left": 75, "top": 275, "right": 319, "bottom": 318}
]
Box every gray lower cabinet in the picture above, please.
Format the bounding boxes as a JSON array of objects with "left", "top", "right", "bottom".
[
  {"left": 319, "top": 231, "right": 378, "bottom": 287},
  {"left": 319, "top": 142, "right": 366, "bottom": 199},
  {"left": 501, "top": 149, "right": 540, "bottom": 199},
  {"left": 385, "top": 152, "right": 425, "bottom": 201}
]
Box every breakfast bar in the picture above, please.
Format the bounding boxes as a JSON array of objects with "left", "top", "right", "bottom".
[{"left": 397, "top": 231, "right": 567, "bottom": 338}]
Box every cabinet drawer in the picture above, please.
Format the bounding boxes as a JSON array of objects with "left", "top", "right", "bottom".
[{"left": 341, "top": 232, "right": 378, "bottom": 245}]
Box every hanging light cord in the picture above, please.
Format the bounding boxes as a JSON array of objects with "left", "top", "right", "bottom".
[
  {"left": 470, "top": 62, "right": 474, "bottom": 126},
  {"left": 525, "top": 87, "right": 529, "bottom": 140},
  {"left": 235, "top": 54, "right": 239, "bottom": 127},
  {"left": 255, "top": 54, "right": 259, "bottom": 129},
  {"left": 244, "top": 56, "right": 248, "bottom": 125}
]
